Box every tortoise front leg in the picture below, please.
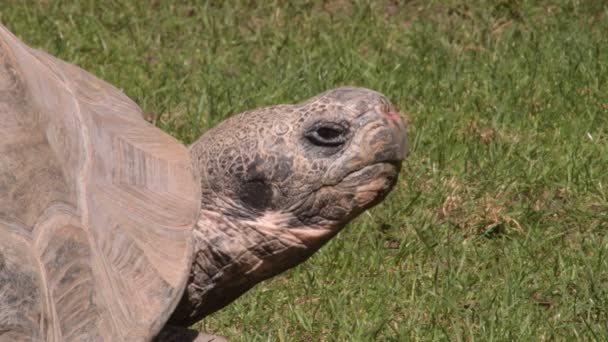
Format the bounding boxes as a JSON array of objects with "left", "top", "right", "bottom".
[{"left": 155, "top": 325, "right": 228, "bottom": 342}]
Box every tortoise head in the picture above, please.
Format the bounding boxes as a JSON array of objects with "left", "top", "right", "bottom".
[
  {"left": 191, "top": 86, "right": 407, "bottom": 243},
  {"left": 176, "top": 87, "right": 407, "bottom": 324}
]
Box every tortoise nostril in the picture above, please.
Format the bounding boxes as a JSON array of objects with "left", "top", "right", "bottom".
[{"left": 379, "top": 110, "right": 402, "bottom": 125}]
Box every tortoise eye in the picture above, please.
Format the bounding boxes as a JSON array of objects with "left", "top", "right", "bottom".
[{"left": 305, "top": 122, "right": 348, "bottom": 147}]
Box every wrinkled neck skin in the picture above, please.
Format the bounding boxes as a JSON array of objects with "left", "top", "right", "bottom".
[{"left": 168, "top": 197, "right": 338, "bottom": 326}]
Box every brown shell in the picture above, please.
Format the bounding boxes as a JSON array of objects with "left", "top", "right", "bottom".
[{"left": 0, "top": 24, "right": 200, "bottom": 341}]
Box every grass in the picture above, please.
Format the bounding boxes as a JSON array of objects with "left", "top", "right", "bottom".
[{"left": 3, "top": 0, "right": 608, "bottom": 340}]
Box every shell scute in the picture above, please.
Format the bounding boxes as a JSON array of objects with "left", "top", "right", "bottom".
[{"left": 0, "top": 24, "right": 200, "bottom": 341}]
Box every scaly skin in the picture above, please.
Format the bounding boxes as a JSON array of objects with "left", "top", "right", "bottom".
[{"left": 165, "top": 87, "right": 408, "bottom": 333}]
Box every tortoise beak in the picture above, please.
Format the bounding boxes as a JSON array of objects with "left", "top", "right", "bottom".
[
  {"left": 373, "top": 105, "right": 408, "bottom": 162},
  {"left": 323, "top": 104, "right": 408, "bottom": 183}
]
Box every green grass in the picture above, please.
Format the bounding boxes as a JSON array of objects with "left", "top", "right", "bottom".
[{"left": 3, "top": 0, "right": 608, "bottom": 340}]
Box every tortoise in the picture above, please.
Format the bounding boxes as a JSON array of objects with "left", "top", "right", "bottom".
[{"left": 0, "top": 23, "right": 407, "bottom": 342}]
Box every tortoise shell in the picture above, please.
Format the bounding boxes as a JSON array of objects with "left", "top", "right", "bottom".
[{"left": 0, "top": 24, "right": 200, "bottom": 341}]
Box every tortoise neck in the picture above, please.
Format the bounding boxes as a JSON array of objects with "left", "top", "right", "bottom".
[{"left": 168, "top": 208, "right": 324, "bottom": 326}]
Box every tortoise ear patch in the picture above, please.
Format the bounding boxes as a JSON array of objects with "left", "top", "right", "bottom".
[{"left": 240, "top": 180, "right": 273, "bottom": 211}]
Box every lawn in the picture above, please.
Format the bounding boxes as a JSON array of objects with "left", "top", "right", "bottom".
[{"left": 2, "top": 0, "right": 608, "bottom": 340}]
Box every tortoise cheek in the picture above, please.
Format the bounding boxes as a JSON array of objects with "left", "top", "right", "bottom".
[{"left": 239, "top": 180, "right": 273, "bottom": 212}]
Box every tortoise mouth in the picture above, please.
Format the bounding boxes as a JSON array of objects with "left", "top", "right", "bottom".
[
  {"left": 281, "top": 161, "right": 401, "bottom": 245},
  {"left": 338, "top": 161, "right": 401, "bottom": 190},
  {"left": 298, "top": 161, "right": 401, "bottom": 222},
  {"left": 338, "top": 161, "right": 401, "bottom": 209}
]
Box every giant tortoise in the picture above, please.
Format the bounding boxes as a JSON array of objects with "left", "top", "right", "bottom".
[{"left": 0, "top": 23, "right": 407, "bottom": 341}]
